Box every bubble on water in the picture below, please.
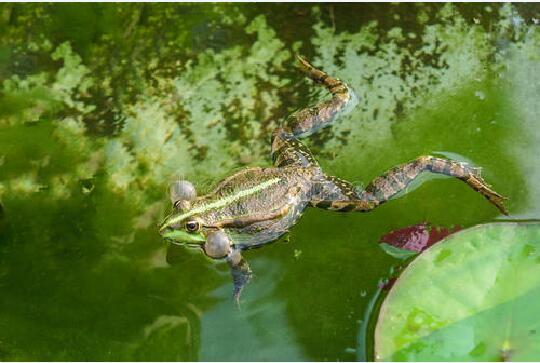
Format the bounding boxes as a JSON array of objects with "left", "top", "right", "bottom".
[
  {"left": 414, "top": 314, "right": 425, "bottom": 326},
  {"left": 81, "top": 183, "right": 94, "bottom": 195},
  {"left": 474, "top": 90, "right": 486, "bottom": 100},
  {"left": 512, "top": 15, "right": 524, "bottom": 28}
]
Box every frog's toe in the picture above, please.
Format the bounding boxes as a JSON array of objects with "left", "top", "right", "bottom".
[
  {"left": 489, "top": 193, "right": 509, "bottom": 215},
  {"left": 482, "top": 185, "right": 509, "bottom": 215},
  {"left": 465, "top": 175, "right": 509, "bottom": 215}
]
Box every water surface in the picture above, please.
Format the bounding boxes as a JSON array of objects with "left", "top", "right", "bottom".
[{"left": 1, "top": 3, "right": 540, "bottom": 361}]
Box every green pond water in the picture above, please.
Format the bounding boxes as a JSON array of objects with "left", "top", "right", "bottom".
[{"left": 1, "top": 3, "right": 540, "bottom": 361}]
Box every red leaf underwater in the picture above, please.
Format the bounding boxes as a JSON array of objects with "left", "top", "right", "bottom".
[{"left": 380, "top": 223, "right": 462, "bottom": 253}]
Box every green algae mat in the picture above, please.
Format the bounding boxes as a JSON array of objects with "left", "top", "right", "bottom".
[{"left": 375, "top": 223, "right": 540, "bottom": 361}]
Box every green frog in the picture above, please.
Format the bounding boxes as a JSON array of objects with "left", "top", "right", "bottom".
[{"left": 159, "top": 56, "right": 508, "bottom": 301}]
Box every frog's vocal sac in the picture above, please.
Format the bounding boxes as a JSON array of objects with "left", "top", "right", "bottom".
[{"left": 159, "top": 56, "right": 508, "bottom": 302}]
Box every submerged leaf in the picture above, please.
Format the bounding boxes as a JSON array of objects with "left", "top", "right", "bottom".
[
  {"left": 375, "top": 222, "right": 540, "bottom": 361},
  {"left": 379, "top": 222, "right": 461, "bottom": 255},
  {"left": 379, "top": 243, "right": 419, "bottom": 260}
]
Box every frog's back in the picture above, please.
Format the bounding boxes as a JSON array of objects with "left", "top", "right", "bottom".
[
  {"left": 209, "top": 167, "right": 314, "bottom": 216},
  {"left": 205, "top": 166, "right": 316, "bottom": 247}
]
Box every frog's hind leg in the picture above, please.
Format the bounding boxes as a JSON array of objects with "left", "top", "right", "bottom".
[
  {"left": 271, "top": 56, "right": 357, "bottom": 168},
  {"left": 311, "top": 155, "right": 508, "bottom": 214},
  {"left": 280, "top": 55, "right": 358, "bottom": 138}
]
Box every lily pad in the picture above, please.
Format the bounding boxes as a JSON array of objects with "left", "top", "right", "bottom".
[{"left": 375, "top": 222, "right": 540, "bottom": 361}]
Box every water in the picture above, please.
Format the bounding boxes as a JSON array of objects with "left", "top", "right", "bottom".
[{"left": 1, "top": 3, "right": 540, "bottom": 361}]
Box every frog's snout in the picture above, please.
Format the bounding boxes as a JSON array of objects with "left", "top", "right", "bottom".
[
  {"left": 159, "top": 225, "right": 173, "bottom": 236},
  {"left": 158, "top": 214, "right": 176, "bottom": 236}
]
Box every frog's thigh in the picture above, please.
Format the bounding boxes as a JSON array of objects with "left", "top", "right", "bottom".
[{"left": 310, "top": 175, "right": 376, "bottom": 212}]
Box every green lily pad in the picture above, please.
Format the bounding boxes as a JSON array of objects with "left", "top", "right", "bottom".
[{"left": 375, "top": 222, "right": 540, "bottom": 361}]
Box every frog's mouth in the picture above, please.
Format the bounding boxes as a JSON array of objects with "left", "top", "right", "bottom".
[{"left": 161, "top": 229, "right": 205, "bottom": 246}]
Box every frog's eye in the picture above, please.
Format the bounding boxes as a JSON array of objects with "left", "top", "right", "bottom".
[{"left": 185, "top": 220, "right": 201, "bottom": 232}]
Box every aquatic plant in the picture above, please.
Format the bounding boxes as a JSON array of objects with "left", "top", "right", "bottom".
[{"left": 376, "top": 223, "right": 540, "bottom": 361}]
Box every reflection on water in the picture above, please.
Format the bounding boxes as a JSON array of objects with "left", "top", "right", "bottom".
[
  {"left": 1, "top": 3, "right": 540, "bottom": 361},
  {"left": 200, "top": 258, "right": 307, "bottom": 361}
]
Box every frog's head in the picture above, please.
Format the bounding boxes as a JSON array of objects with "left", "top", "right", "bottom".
[{"left": 159, "top": 180, "right": 231, "bottom": 259}]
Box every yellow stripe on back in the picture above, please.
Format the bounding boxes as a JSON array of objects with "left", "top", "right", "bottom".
[{"left": 163, "top": 177, "right": 282, "bottom": 228}]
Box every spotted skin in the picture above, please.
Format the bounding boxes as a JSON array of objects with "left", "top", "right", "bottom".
[{"left": 161, "top": 56, "right": 508, "bottom": 302}]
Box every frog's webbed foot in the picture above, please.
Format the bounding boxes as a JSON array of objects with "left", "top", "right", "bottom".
[
  {"left": 465, "top": 173, "right": 509, "bottom": 215},
  {"left": 226, "top": 248, "right": 253, "bottom": 305}
]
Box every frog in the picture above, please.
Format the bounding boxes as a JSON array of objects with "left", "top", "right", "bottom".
[{"left": 159, "top": 56, "right": 508, "bottom": 302}]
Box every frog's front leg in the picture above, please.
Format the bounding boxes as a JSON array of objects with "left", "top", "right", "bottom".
[
  {"left": 311, "top": 155, "right": 508, "bottom": 214},
  {"left": 226, "top": 248, "right": 253, "bottom": 304},
  {"left": 204, "top": 230, "right": 252, "bottom": 304}
]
